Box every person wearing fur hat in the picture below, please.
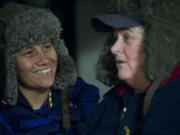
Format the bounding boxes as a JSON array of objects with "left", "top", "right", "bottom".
[
  {"left": 0, "top": 5, "right": 99, "bottom": 135},
  {"left": 74, "top": 0, "right": 180, "bottom": 135}
]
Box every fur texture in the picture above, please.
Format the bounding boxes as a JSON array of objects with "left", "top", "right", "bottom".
[
  {"left": 0, "top": 2, "right": 30, "bottom": 47},
  {"left": 96, "top": 0, "right": 180, "bottom": 88},
  {"left": 5, "top": 8, "right": 77, "bottom": 105}
]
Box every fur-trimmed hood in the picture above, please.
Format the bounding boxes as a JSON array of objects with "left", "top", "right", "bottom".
[
  {"left": 95, "top": 0, "right": 180, "bottom": 88},
  {"left": 4, "top": 8, "right": 77, "bottom": 105},
  {"left": 95, "top": 0, "right": 180, "bottom": 114}
]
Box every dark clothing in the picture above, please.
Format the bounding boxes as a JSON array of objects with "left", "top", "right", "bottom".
[
  {"left": 0, "top": 77, "right": 99, "bottom": 135},
  {"left": 75, "top": 76, "right": 180, "bottom": 135},
  {"left": 74, "top": 87, "right": 133, "bottom": 135}
]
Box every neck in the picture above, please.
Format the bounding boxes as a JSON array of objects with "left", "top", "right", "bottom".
[
  {"left": 126, "top": 73, "right": 151, "bottom": 93},
  {"left": 133, "top": 80, "right": 151, "bottom": 93},
  {"left": 19, "top": 85, "right": 49, "bottom": 110}
]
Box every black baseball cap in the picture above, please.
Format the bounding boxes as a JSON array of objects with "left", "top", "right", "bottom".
[{"left": 92, "top": 13, "right": 141, "bottom": 32}]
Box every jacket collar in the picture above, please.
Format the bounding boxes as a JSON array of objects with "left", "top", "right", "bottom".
[{"left": 115, "top": 63, "right": 180, "bottom": 95}]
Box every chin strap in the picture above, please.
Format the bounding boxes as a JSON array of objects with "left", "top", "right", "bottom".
[
  {"left": 61, "top": 89, "right": 71, "bottom": 129},
  {"left": 143, "top": 77, "right": 163, "bottom": 115},
  {"left": 48, "top": 88, "right": 71, "bottom": 129},
  {"left": 143, "top": 62, "right": 171, "bottom": 115}
]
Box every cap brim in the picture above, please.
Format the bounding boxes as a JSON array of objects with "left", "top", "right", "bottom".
[{"left": 92, "top": 13, "right": 141, "bottom": 32}]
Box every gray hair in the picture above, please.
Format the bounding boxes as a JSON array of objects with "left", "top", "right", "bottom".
[{"left": 130, "top": 26, "right": 144, "bottom": 36}]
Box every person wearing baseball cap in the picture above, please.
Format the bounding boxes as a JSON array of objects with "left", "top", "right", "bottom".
[{"left": 75, "top": 0, "right": 180, "bottom": 135}]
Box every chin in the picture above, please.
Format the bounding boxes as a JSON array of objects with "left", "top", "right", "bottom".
[
  {"left": 117, "top": 72, "right": 129, "bottom": 81},
  {"left": 39, "top": 80, "right": 54, "bottom": 88}
]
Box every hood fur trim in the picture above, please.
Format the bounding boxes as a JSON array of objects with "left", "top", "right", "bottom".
[{"left": 96, "top": 0, "right": 180, "bottom": 87}]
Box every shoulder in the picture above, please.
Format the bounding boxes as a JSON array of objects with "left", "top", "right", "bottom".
[
  {"left": 92, "top": 87, "right": 120, "bottom": 112},
  {"left": 68, "top": 77, "right": 100, "bottom": 102},
  {"left": 143, "top": 77, "right": 180, "bottom": 134},
  {"left": 155, "top": 76, "right": 180, "bottom": 100},
  {"left": 73, "top": 77, "right": 99, "bottom": 92},
  {"left": 75, "top": 87, "right": 125, "bottom": 134},
  {"left": 103, "top": 87, "right": 116, "bottom": 97},
  {"left": 147, "top": 77, "right": 180, "bottom": 114}
]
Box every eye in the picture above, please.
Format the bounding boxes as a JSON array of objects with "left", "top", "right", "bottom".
[
  {"left": 23, "top": 49, "right": 34, "bottom": 57},
  {"left": 123, "top": 34, "right": 131, "bottom": 42},
  {"left": 44, "top": 44, "right": 51, "bottom": 49},
  {"left": 43, "top": 42, "right": 53, "bottom": 51}
]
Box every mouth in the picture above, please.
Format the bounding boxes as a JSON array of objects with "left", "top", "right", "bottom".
[
  {"left": 116, "top": 60, "right": 126, "bottom": 64},
  {"left": 115, "top": 60, "right": 127, "bottom": 67},
  {"left": 35, "top": 67, "right": 51, "bottom": 75}
]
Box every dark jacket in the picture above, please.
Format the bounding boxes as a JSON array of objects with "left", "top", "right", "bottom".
[
  {"left": 0, "top": 77, "right": 99, "bottom": 135},
  {"left": 75, "top": 76, "right": 180, "bottom": 135}
]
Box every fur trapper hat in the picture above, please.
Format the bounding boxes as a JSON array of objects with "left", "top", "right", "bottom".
[{"left": 4, "top": 8, "right": 77, "bottom": 105}]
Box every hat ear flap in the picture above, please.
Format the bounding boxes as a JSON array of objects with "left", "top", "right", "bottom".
[
  {"left": 52, "top": 39, "right": 77, "bottom": 90},
  {"left": 5, "top": 49, "right": 18, "bottom": 105}
]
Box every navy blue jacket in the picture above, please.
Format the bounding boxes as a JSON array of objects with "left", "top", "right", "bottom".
[
  {"left": 0, "top": 77, "right": 99, "bottom": 135},
  {"left": 75, "top": 77, "right": 180, "bottom": 135}
]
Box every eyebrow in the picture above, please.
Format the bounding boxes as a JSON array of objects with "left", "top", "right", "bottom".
[
  {"left": 22, "top": 46, "right": 33, "bottom": 50},
  {"left": 114, "top": 28, "right": 132, "bottom": 33},
  {"left": 16, "top": 46, "right": 32, "bottom": 53},
  {"left": 43, "top": 41, "right": 51, "bottom": 44}
]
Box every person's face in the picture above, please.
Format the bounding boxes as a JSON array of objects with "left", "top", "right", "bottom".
[
  {"left": 15, "top": 41, "right": 57, "bottom": 90},
  {"left": 111, "top": 27, "right": 146, "bottom": 86}
]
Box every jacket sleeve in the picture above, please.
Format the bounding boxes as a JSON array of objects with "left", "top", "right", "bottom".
[
  {"left": 68, "top": 77, "right": 100, "bottom": 116},
  {"left": 73, "top": 97, "right": 108, "bottom": 135},
  {"left": 0, "top": 112, "right": 14, "bottom": 135},
  {"left": 72, "top": 89, "right": 117, "bottom": 135}
]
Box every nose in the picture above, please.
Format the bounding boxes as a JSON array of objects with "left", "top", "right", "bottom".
[
  {"left": 36, "top": 51, "right": 50, "bottom": 66},
  {"left": 110, "top": 36, "right": 123, "bottom": 55}
]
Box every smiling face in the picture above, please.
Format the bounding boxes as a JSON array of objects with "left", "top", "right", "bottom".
[
  {"left": 15, "top": 41, "right": 57, "bottom": 91},
  {"left": 111, "top": 27, "right": 150, "bottom": 90}
]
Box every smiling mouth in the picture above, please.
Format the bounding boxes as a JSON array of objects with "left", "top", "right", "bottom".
[
  {"left": 116, "top": 60, "right": 125, "bottom": 64},
  {"left": 35, "top": 67, "right": 51, "bottom": 75}
]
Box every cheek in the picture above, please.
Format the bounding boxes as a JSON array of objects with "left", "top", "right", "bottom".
[
  {"left": 54, "top": 53, "right": 58, "bottom": 63},
  {"left": 137, "top": 46, "right": 145, "bottom": 65},
  {"left": 128, "top": 45, "right": 145, "bottom": 68},
  {"left": 50, "top": 50, "right": 58, "bottom": 63},
  {"left": 15, "top": 59, "right": 33, "bottom": 76},
  {"left": 135, "top": 48, "right": 145, "bottom": 72},
  {"left": 52, "top": 53, "right": 58, "bottom": 67},
  {"left": 48, "top": 51, "right": 58, "bottom": 74}
]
